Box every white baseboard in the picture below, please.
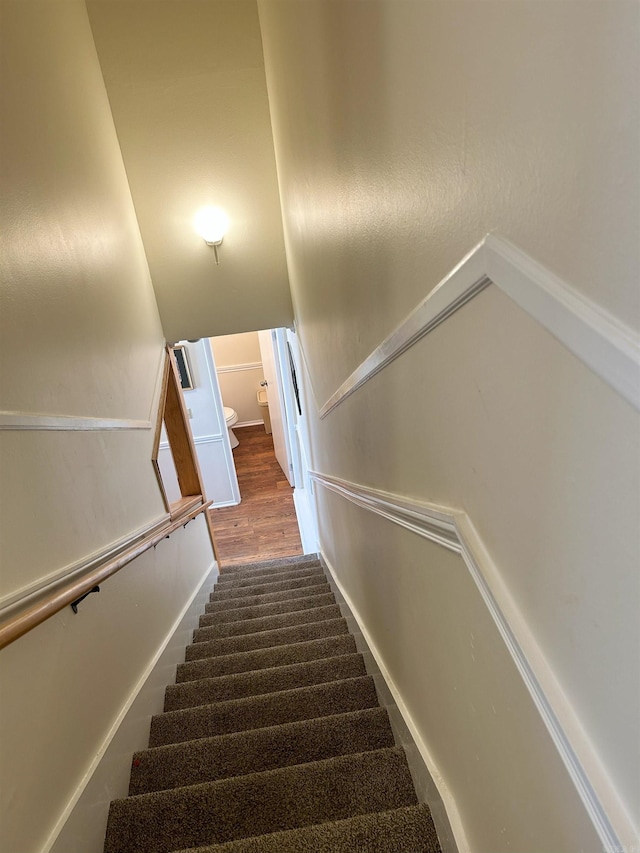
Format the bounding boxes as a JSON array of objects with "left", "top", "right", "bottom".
[
  {"left": 319, "top": 550, "right": 467, "bottom": 853},
  {"left": 210, "top": 498, "right": 241, "bottom": 508},
  {"left": 235, "top": 419, "right": 265, "bottom": 428},
  {"left": 47, "top": 561, "right": 218, "bottom": 853}
]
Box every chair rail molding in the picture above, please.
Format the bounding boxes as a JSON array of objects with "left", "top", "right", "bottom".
[
  {"left": 0, "top": 412, "right": 152, "bottom": 430},
  {"left": 314, "top": 234, "right": 640, "bottom": 418},
  {"left": 0, "top": 346, "right": 169, "bottom": 431},
  {"left": 215, "top": 361, "right": 263, "bottom": 374},
  {"left": 310, "top": 470, "right": 635, "bottom": 853}
]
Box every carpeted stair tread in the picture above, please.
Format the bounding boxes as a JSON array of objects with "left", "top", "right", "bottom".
[
  {"left": 195, "top": 604, "right": 341, "bottom": 639},
  {"left": 203, "top": 591, "right": 336, "bottom": 621},
  {"left": 173, "top": 804, "right": 440, "bottom": 853},
  {"left": 149, "top": 675, "right": 379, "bottom": 747},
  {"left": 164, "top": 653, "right": 367, "bottom": 712},
  {"left": 215, "top": 565, "right": 322, "bottom": 587},
  {"left": 130, "top": 707, "right": 394, "bottom": 795},
  {"left": 177, "top": 634, "right": 357, "bottom": 683},
  {"left": 219, "top": 555, "right": 320, "bottom": 575},
  {"left": 104, "top": 555, "right": 442, "bottom": 853},
  {"left": 207, "top": 582, "right": 331, "bottom": 610},
  {"left": 104, "top": 747, "right": 417, "bottom": 853},
  {"left": 210, "top": 575, "right": 328, "bottom": 601},
  {"left": 186, "top": 618, "right": 349, "bottom": 660},
  {"left": 216, "top": 560, "right": 324, "bottom": 583},
  {"left": 214, "top": 566, "right": 325, "bottom": 589}
]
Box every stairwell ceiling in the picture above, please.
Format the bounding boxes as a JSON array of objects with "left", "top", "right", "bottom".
[{"left": 87, "top": 0, "right": 293, "bottom": 343}]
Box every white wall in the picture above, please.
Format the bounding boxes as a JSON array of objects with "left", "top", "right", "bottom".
[
  {"left": 86, "top": 0, "right": 293, "bottom": 343},
  {"left": 258, "top": 2, "right": 640, "bottom": 851},
  {"left": 211, "top": 332, "right": 266, "bottom": 425},
  {"left": 0, "top": 4, "right": 214, "bottom": 850},
  {"left": 164, "top": 340, "right": 240, "bottom": 506}
]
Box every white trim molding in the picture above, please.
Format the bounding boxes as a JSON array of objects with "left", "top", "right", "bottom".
[
  {"left": 0, "top": 412, "right": 152, "bottom": 430},
  {"left": 319, "top": 548, "right": 469, "bottom": 853},
  {"left": 310, "top": 470, "right": 635, "bottom": 853},
  {"left": 193, "top": 434, "right": 225, "bottom": 445},
  {"left": 216, "top": 361, "right": 263, "bottom": 374},
  {"left": 318, "top": 234, "right": 640, "bottom": 417},
  {"left": 235, "top": 419, "right": 264, "bottom": 428},
  {"left": 0, "top": 346, "right": 168, "bottom": 431},
  {"left": 160, "top": 434, "right": 225, "bottom": 451}
]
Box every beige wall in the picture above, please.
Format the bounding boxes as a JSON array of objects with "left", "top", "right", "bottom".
[
  {"left": 0, "top": 3, "right": 214, "bottom": 850},
  {"left": 211, "top": 332, "right": 266, "bottom": 423},
  {"left": 258, "top": 2, "right": 640, "bottom": 850},
  {"left": 211, "top": 331, "right": 262, "bottom": 368},
  {"left": 87, "top": 0, "right": 293, "bottom": 343},
  {"left": 0, "top": 0, "right": 168, "bottom": 596}
]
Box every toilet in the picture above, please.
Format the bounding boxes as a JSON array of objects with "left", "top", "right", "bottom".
[{"left": 224, "top": 406, "right": 239, "bottom": 449}]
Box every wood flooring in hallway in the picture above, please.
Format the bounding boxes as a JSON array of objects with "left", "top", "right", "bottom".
[{"left": 208, "top": 424, "right": 303, "bottom": 567}]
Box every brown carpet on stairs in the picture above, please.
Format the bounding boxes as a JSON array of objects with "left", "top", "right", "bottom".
[{"left": 103, "top": 554, "right": 442, "bottom": 853}]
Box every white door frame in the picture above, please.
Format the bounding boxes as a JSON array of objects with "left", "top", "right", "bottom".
[
  {"left": 202, "top": 339, "right": 241, "bottom": 505},
  {"left": 277, "top": 327, "right": 319, "bottom": 553}
]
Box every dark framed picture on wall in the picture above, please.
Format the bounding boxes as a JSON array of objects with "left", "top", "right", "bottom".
[{"left": 171, "top": 345, "right": 194, "bottom": 390}]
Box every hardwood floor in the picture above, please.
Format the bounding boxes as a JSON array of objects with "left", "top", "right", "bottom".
[{"left": 209, "top": 425, "right": 303, "bottom": 567}]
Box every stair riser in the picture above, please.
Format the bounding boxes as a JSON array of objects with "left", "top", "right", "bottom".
[
  {"left": 219, "top": 556, "right": 320, "bottom": 575},
  {"left": 207, "top": 583, "right": 331, "bottom": 610},
  {"left": 165, "top": 653, "right": 367, "bottom": 712},
  {"left": 105, "top": 748, "right": 417, "bottom": 853},
  {"left": 195, "top": 604, "right": 342, "bottom": 640},
  {"left": 165, "top": 805, "right": 439, "bottom": 853},
  {"left": 176, "top": 635, "right": 357, "bottom": 683},
  {"left": 202, "top": 592, "right": 336, "bottom": 622},
  {"left": 214, "top": 567, "right": 325, "bottom": 590},
  {"left": 186, "top": 618, "right": 349, "bottom": 660},
  {"left": 210, "top": 575, "right": 328, "bottom": 601},
  {"left": 149, "top": 676, "right": 379, "bottom": 747},
  {"left": 129, "top": 707, "right": 394, "bottom": 795}
]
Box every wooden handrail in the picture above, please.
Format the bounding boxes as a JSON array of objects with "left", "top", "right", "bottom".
[
  {"left": 151, "top": 347, "right": 221, "bottom": 563},
  {"left": 169, "top": 495, "right": 204, "bottom": 521},
  {"left": 0, "top": 500, "right": 212, "bottom": 651}
]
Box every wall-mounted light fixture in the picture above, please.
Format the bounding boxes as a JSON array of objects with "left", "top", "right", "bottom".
[{"left": 193, "top": 206, "right": 229, "bottom": 264}]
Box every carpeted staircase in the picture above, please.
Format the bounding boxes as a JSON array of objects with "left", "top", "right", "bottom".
[{"left": 104, "top": 554, "right": 442, "bottom": 853}]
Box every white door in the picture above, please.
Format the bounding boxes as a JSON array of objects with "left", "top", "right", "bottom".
[
  {"left": 282, "top": 328, "right": 318, "bottom": 552},
  {"left": 258, "top": 329, "right": 294, "bottom": 485}
]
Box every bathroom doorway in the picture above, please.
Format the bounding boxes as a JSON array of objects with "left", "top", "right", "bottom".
[
  {"left": 205, "top": 327, "right": 316, "bottom": 566},
  {"left": 207, "top": 423, "right": 302, "bottom": 565}
]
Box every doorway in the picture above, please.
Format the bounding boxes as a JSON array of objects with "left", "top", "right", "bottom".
[
  {"left": 204, "top": 327, "right": 316, "bottom": 566},
  {"left": 207, "top": 423, "right": 302, "bottom": 565}
]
